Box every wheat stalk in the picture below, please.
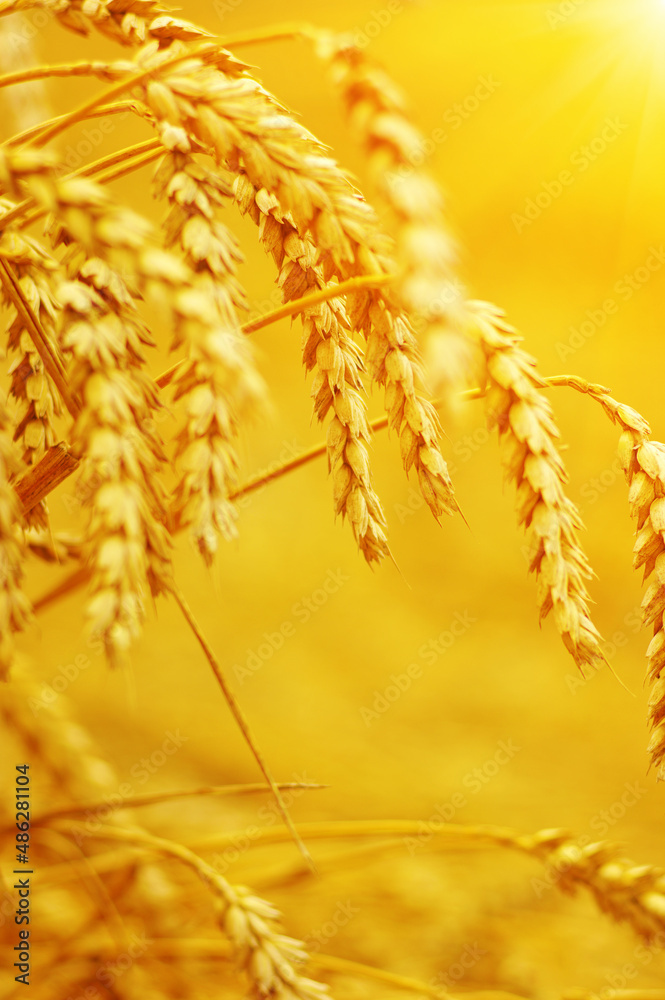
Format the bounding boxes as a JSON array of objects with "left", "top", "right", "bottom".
[{"left": 0, "top": 395, "right": 32, "bottom": 677}]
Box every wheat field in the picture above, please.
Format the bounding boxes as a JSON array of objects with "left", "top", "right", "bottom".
[{"left": 1, "top": 1, "right": 665, "bottom": 998}]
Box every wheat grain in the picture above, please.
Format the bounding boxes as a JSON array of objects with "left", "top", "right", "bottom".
[
  {"left": 519, "top": 828, "right": 665, "bottom": 943},
  {"left": 0, "top": 0, "right": 210, "bottom": 47},
  {"left": 57, "top": 263, "right": 173, "bottom": 664},
  {"left": 467, "top": 300, "right": 605, "bottom": 672},
  {"left": 0, "top": 226, "right": 62, "bottom": 478}
]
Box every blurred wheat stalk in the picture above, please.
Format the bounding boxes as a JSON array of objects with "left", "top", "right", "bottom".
[{"left": 0, "top": 2, "right": 665, "bottom": 998}]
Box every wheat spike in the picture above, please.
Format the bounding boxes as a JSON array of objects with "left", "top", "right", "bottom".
[
  {"left": 555, "top": 380, "right": 665, "bottom": 777},
  {"left": 317, "top": 34, "right": 476, "bottom": 400},
  {"left": 0, "top": 143, "right": 265, "bottom": 572},
  {"left": 235, "top": 175, "right": 391, "bottom": 564},
  {"left": 58, "top": 261, "right": 173, "bottom": 664},
  {"left": 152, "top": 148, "right": 255, "bottom": 555},
  {"left": 60, "top": 822, "right": 331, "bottom": 1000},
  {"left": 1, "top": 233, "right": 62, "bottom": 466},
  {"left": 467, "top": 300, "right": 606, "bottom": 671},
  {"left": 120, "top": 42, "right": 458, "bottom": 526},
  {"left": 519, "top": 828, "right": 665, "bottom": 943}
]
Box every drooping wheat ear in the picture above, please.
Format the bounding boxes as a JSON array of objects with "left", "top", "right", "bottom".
[
  {"left": 554, "top": 380, "right": 665, "bottom": 777},
  {"left": 316, "top": 34, "right": 478, "bottom": 400},
  {"left": 0, "top": 226, "right": 62, "bottom": 471},
  {"left": 234, "top": 176, "right": 390, "bottom": 565},
  {"left": 0, "top": 145, "right": 265, "bottom": 570},
  {"left": 124, "top": 44, "right": 457, "bottom": 524},
  {"left": 466, "top": 301, "right": 605, "bottom": 672},
  {"left": 152, "top": 147, "right": 252, "bottom": 553},
  {"left": 202, "top": 818, "right": 665, "bottom": 947},
  {"left": 57, "top": 261, "right": 173, "bottom": 664},
  {"left": 0, "top": 0, "right": 212, "bottom": 47},
  {"left": 0, "top": 396, "right": 32, "bottom": 678},
  {"left": 63, "top": 823, "right": 331, "bottom": 1000},
  {"left": 517, "top": 828, "right": 665, "bottom": 943}
]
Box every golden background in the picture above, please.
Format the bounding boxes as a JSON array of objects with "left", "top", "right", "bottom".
[{"left": 3, "top": 0, "right": 665, "bottom": 996}]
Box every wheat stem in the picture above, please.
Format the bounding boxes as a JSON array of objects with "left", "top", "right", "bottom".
[
  {"left": 220, "top": 24, "right": 319, "bottom": 49},
  {"left": 2, "top": 100, "right": 146, "bottom": 147},
  {"left": 18, "top": 143, "right": 166, "bottom": 230},
  {"left": 0, "top": 257, "right": 78, "bottom": 417},
  {"left": 242, "top": 273, "right": 396, "bottom": 335},
  {"left": 310, "top": 953, "right": 451, "bottom": 999},
  {"left": 169, "top": 580, "right": 316, "bottom": 872},
  {"left": 28, "top": 782, "right": 327, "bottom": 826},
  {"left": 0, "top": 60, "right": 129, "bottom": 89},
  {"left": 28, "top": 43, "right": 220, "bottom": 149}
]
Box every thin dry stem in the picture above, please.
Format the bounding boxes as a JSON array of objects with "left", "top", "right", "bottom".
[{"left": 169, "top": 580, "right": 315, "bottom": 872}]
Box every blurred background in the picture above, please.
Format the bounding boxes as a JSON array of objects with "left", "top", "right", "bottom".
[{"left": 3, "top": 0, "right": 665, "bottom": 996}]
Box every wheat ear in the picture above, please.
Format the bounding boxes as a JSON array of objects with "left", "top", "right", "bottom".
[
  {"left": 1, "top": 142, "right": 265, "bottom": 566},
  {"left": 1, "top": 230, "right": 62, "bottom": 467},
  {"left": 234, "top": 176, "right": 391, "bottom": 564},
  {"left": 316, "top": 34, "right": 476, "bottom": 399},
  {"left": 466, "top": 301, "right": 606, "bottom": 671},
  {"left": 0, "top": 0, "right": 213, "bottom": 48},
  {"left": 57, "top": 822, "right": 331, "bottom": 1000},
  {"left": 57, "top": 261, "right": 173, "bottom": 664},
  {"left": 545, "top": 378, "right": 665, "bottom": 777},
  {"left": 195, "top": 818, "right": 665, "bottom": 945},
  {"left": 113, "top": 43, "right": 458, "bottom": 525}
]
